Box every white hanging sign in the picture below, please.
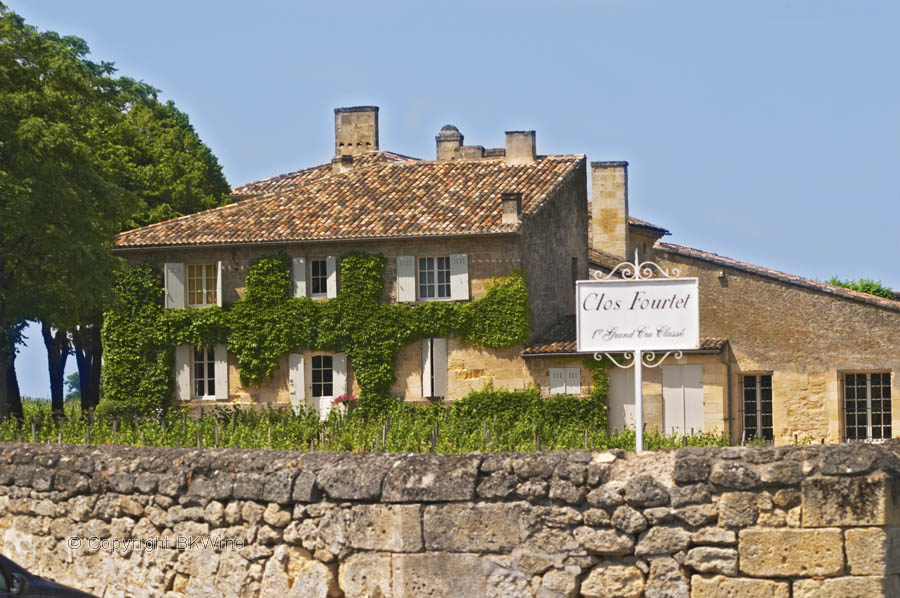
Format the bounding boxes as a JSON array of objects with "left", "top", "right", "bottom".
[{"left": 576, "top": 278, "right": 700, "bottom": 353}]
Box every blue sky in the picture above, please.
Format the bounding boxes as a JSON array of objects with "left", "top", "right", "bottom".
[{"left": 10, "top": 0, "right": 899, "bottom": 398}]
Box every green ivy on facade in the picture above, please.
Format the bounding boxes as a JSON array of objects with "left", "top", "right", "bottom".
[{"left": 101, "top": 252, "right": 535, "bottom": 414}]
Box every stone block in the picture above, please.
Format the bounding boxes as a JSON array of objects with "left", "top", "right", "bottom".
[
  {"left": 674, "top": 453, "right": 711, "bottom": 484},
  {"left": 581, "top": 563, "right": 644, "bottom": 598},
  {"left": 392, "top": 553, "right": 486, "bottom": 597},
  {"left": 683, "top": 547, "right": 737, "bottom": 575},
  {"left": 690, "top": 527, "right": 735, "bottom": 546},
  {"left": 574, "top": 526, "right": 634, "bottom": 556},
  {"left": 316, "top": 456, "right": 392, "bottom": 501},
  {"left": 423, "top": 502, "right": 528, "bottom": 552},
  {"left": 635, "top": 525, "right": 691, "bottom": 556},
  {"left": 793, "top": 576, "right": 900, "bottom": 598},
  {"left": 690, "top": 575, "right": 789, "bottom": 598},
  {"left": 844, "top": 527, "right": 900, "bottom": 575},
  {"left": 759, "top": 461, "right": 802, "bottom": 486},
  {"left": 338, "top": 553, "right": 391, "bottom": 598},
  {"left": 291, "top": 471, "right": 317, "bottom": 502},
  {"left": 709, "top": 461, "right": 759, "bottom": 490},
  {"left": 587, "top": 482, "right": 626, "bottom": 508},
  {"left": 625, "top": 475, "right": 670, "bottom": 508},
  {"left": 675, "top": 504, "right": 718, "bottom": 527},
  {"left": 261, "top": 469, "right": 296, "bottom": 504},
  {"left": 476, "top": 473, "right": 517, "bottom": 498},
  {"left": 802, "top": 474, "right": 900, "bottom": 527},
  {"left": 670, "top": 483, "right": 711, "bottom": 507},
  {"left": 382, "top": 455, "right": 480, "bottom": 502},
  {"left": 645, "top": 556, "right": 688, "bottom": 598},
  {"left": 612, "top": 505, "right": 648, "bottom": 534},
  {"left": 348, "top": 504, "right": 422, "bottom": 552},
  {"left": 739, "top": 528, "right": 844, "bottom": 577},
  {"left": 718, "top": 492, "right": 757, "bottom": 527}
]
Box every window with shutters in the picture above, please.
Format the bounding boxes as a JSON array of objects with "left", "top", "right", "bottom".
[
  {"left": 549, "top": 367, "right": 581, "bottom": 395},
  {"left": 187, "top": 264, "right": 217, "bottom": 307},
  {"left": 418, "top": 256, "right": 451, "bottom": 300},
  {"left": 844, "top": 372, "right": 892, "bottom": 442},
  {"left": 741, "top": 374, "right": 773, "bottom": 443},
  {"left": 193, "top": 346, "right": 215, "bottom": 398},
  {"left": 311, "top": 355, "right": 334, "bottom": 399},
  {"left": 310, "top": 259, "right": 328, "bottom": 297}
]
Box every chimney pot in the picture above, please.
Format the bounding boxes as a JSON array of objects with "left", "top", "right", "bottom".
[
  {"left": 334, "top": 106, "right": 379, "bottom": 157},
  {"left": 505, "top": 131, "right": 536, "bottom": 165},
  {"left": 436, "top": 124, "right": 463, "bottom": 161},
  {"left": 501, "top": 192, "right": 523, "bottom": 224}
]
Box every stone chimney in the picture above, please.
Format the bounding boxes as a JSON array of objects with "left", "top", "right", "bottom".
[
  {"left": 331, "top": 154, "right": 353, "bottom": 174},
  {"left": 436, "top": 125, "right": 463, "bottom": 161},
  {"left": 334, "top": 106, "right": 379, "bottom": 157},
  {"left": 501, "top": 192, "right": 523, "bottom": 224},
  {"left": 591, "top": 161, "right": 629, "bottom": 258},
  {"left": 505, "top": 131, "right": 536, "bottom": 165}
]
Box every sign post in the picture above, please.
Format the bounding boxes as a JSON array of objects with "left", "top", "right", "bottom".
[{"left": 576, "top": 251, "right": 699, "bottom": 453}]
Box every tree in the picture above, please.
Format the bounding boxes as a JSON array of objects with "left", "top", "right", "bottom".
[
  {"left": 0, "top": 8, "right": 230, "bottom": 416},
  {"left": 64, "top": 371, "right": 80, "bottom": 401},
  {"left": 68, "top": 92, "right": 230, "bottom": 410},
  {"left": 827, "top": 277, "right": 894, "bottom": 300}
]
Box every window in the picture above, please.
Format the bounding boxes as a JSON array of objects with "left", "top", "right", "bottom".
[
  {"left": 422, "top": 338, "right": 448, "bottom": 398},
  {"left": 311, "top": 355, "right": 334, "bottom": 398},
  {"left": 310, "top": 259, "right": 328, "bottom": 297},
  {"left": 549, "top": 367, "right": 581, "bottom": 395},
  {"left": 187, "top": 264, "right": 217, "bottom": 306},
  {"left": 418, "top": 257, "right": 451, "bottom": 300},
  {"left": 742, "top": 374, "right": 773, "bottom": 442},
  {"left": 844, "top": 372, "right": 892, "bottom": 442},
  {"left": 193, "top": 346, "right": 215, "bottom": 398}
]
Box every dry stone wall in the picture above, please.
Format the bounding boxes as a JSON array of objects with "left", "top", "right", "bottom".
[{"left": 0, "top": 442, "right": 899, "bottom": 597}]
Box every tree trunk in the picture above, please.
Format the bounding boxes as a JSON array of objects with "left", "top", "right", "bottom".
[
  {"left": 41, "top": 322, "right": 69, "bottom": 414},
  {"left": 73, "top": 321, "right": 102, "bottom": 410},
  {"left": 0, "top": 322, "right": 23, "bottom": 420}
]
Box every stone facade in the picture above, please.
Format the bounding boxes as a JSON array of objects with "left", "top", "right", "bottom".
[
  {"left": 652, "top": 246, "right": 900, "bottom": 445},
  {"left": 2, "top": 442, "right": 900, "bottom": 597}
]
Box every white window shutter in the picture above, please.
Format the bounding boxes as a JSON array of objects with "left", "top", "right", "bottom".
[
  {"left": 397, "top": 256, "right": 416, "bottom": 302},
  {"left": 333, "top": 352, "right": 348, "bottom": 396},
  {"left": 214, "top": 344, "right": 228, "bottom": 399},
  {"left": 292, "top": 257, "right": 307, "bottom": 298},
  {"left": 421, "top": 339, "right": 433, "bottom": 397},
  {"left": 432, "top": 338, "right": 448, "bottom": 398},
  {"left": 549, "top": 368, "right": 566, "bottom": 396},
  {"left": 304, "top": 356, "right": 313, "bottom": 407},
  {"left": 289, "top": 353, "right": 305, "bottom": 415},
  {"left": 164, "top": 263, "right": 185, "bottom": 309},
  {"left": 216, "top": 261, "right": 223, "bottom": 307},
  {"left": 174, "top": 345, "right": 191, "bottom": 400},
  {"left": 450, "top": 253, "right": 469, "bottom": 300},
  {"left": 326, "top": 256, "right": 338, "bottom": 298},
  {"left": 566, "top": 368, "right": 582, "bottom": 395}
]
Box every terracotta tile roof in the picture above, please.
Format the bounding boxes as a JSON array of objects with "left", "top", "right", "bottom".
[
  {"left": 588, "top": 248, "right": 625, "bottom": 271},
  {"left": 658, "top": 242, "right": 900, "bottom": 314},
  {"left": 629, "top": 216, "right": 670, "bottom": 235},
  {"left": 230, "top": 151, "right": 418, "bottom": 197},
  {"left": 116, "top": 153, "right": 584, "bottom": 248},
  {"left": 522, "top": 315, "right": 728, "bottom": 355}
]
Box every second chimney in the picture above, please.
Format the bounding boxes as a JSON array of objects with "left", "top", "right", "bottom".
[
  {"left": 501, "top": 192, "right": 523, "bottom": 224},
  {"left": 505, "top": 131, "right": 536, "bottom": 165},
  {"left": 590, "top": 161, "right": 629, "bottom": 258},
  {"left": 335, "top": 106, "right": 379, "bottom": 157}
]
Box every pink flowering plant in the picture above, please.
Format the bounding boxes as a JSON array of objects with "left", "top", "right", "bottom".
[{"left": 333, "top": 394, "right": 357, "bottom": 406}]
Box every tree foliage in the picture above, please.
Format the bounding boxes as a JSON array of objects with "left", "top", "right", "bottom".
[{"left": 827, "top": 277, "right": 894, "bottom": 300}]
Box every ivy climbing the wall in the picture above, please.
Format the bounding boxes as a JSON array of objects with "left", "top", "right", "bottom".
[{"left": 101, "top": 252, "right": 533, "bottom": 415}]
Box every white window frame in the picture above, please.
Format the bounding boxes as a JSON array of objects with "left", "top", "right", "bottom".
[
  {"left": 309, "top": 258, "right": 329, "bottom": 298},
  {"left": 192, "top": 346, "right": 216, "bottom": 399},
  {"left": 311, "top": 354, "right": 335, "bottom": 400},
  {"left": 187, "top": 263, "right": 218, "bottom": 307},
  {"left": 843, "top": 371, "right": 892, "bottom": 443},
  {"left": 418, "top": 256, "right": 452, "bottom": 301},
  {"left": 741, "top": 373, "right": 773, "bottom": 443}
]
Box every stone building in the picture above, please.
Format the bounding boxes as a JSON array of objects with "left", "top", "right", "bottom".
[{"left": 113, "top": 106, "right": 898, "bottom": 445}]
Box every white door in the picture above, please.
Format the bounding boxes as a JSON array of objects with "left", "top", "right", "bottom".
[
  {"left": 662, "top": 365, "right": 703, "bottom": 436},
  {"left": 607, "top": 367, "right": 636, "bottom": 432}
]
